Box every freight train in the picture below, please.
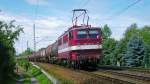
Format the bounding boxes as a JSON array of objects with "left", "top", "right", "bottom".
[{"left": 28, "top": 9, "right": 102, "bottom": 68}]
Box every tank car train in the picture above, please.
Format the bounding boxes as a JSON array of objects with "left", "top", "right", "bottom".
[{"left": 28, "top": 9, "right": 102, "bottom": 68}]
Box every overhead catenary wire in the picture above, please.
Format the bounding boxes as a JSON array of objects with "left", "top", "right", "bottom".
[
  {"left": 32, "top": 0, "right": 141, "bottom": 52},
  {"left": 82, "top": 0, "right": 90, "bottom": 8},
  {"left": 105, "top": 0, "right": 142, "bottom": 21},
  {"left": 36, "top": 36, "right": 52, "bottom": 44},
  {"left": 75, "top": 0, "right": 90, "bottom": 9}
]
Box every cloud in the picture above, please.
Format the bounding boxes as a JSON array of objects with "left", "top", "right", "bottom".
[
  {"left": 25, "top": 0, "right": 49, "bottom": 5},
  {"left": 35, "top": 17, "right": 69, "bottom": 29},
  {"left": 0, "top": 12, "right": 69, "bottom": 54},
  {"left": 89, "top": 14, "right": 150, "bottom": 40},
  {"left": 1, "top": 4, "right": 150, "bottom": 54}
]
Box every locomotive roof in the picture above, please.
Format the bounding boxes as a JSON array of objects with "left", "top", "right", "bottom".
[{"left": 58, "top": 25, "right": 101, "bottom": 39}]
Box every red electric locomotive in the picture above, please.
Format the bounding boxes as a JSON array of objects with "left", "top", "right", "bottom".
[
  {"left": 57, "top": 9, "right": 102, "bottom": 68},
  {"left": 28, "top": 9, "right": 102, "bottom": 68}
]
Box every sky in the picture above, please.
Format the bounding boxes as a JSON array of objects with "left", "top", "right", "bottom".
[{"left": 0, "top": 0, "right": 150, "bottom": 54}]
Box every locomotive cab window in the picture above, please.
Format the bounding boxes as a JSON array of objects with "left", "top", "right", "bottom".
[
  {"left": 77, "top": 30, "right": 87, "bottom": 39},
  {"left": 89, "top": 30, "right": 98, "bottom": 38}
]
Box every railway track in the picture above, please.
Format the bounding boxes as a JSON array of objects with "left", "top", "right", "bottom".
[
  {"left": 128, "top": 68, "right": 150, "bottom": 74},
  {"left": 94, "top": 69, "right": 150, "bottom": 84},
  {"left": 77, "top": 70, "right": 135, "bottom": 84},
  {"left": 35, "top": 62, "right": 150, "bottom": 84},
  {"left": 99, "top": 70, "right": 150, "bottom": 80}
]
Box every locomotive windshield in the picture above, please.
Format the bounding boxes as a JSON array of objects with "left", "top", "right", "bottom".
[
  {"left": 77, "top": 29, "right": 100, "bottom": 39},
  {"left": 89, "top": 30, "right": 99, "bottom": 38},
  {"left": 77, "top": 30, "right": 87, "bottom": 39}
]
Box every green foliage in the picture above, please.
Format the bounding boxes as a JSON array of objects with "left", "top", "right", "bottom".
[
  {"left": 124, "top": 23, "right": 139, "bottom": 41},
  {"left": 100, "top": 24, "right": 117, "bottom": 65},
  {"left": 18, "top": 48, "right": 33, "bottom": 57},
  {"left": 122, "top": 24, "right": 150, "bottom": 68},
  {"left": 30, "top": 66, "right": 52, "bottom": 84},
  {"left": 139, "top": 26, "right": 150, "bottom": 45},
  {"left": 142, "top": 46, "right": 150, "bottom": 68},
  {"left": 139, "top": 26, "right": 150, "bottom": 68},
  {"left": 18, "top": 60, "right": 52, "bottom": 84},
  {"left": 0, "top": 20, "right": 23, "bottom": 83},
  {"left": 113, "top": 23, "right": 140, "bottom": 66},
  {"left": 113, "top": 40, "right": 126, "bottom": 66},
  {"left": 101, "top": 38, "right": 117, "bottom": 65},
  {"left": 101, "top": 24, "right": 112, "bottom": 39},
  {"left": 123, "top": 35, "right": 149, "bottom": 67},
  {"left": 100, "top": 23, "right": 150, "bottom": 68}
]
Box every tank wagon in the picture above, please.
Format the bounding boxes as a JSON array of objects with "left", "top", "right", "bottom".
[{"left": 28, "top": 9, "right": 102, "bottom": 68}]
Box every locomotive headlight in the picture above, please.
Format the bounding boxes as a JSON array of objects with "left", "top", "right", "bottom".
[{"left": 97, "top": 35, "right": 99, "bottom": 38}]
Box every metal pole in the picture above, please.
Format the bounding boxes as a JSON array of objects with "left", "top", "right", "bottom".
[
  {"left": 33, "top": 24, "right": 36, "bottom": 61},
  {"left": 27, "top": 40, "right": 29, "bottom": 50},
  {"left": 33, "top": 24, "right": 36, "bottom": 52}
]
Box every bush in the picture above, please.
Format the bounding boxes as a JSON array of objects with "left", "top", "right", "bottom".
[{"left": 0, "top": 20, "right": 23, "bottom": 83}]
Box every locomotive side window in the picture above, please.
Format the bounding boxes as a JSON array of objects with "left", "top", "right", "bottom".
[
  {"left": 63, "top": 34, "right": 68, "bottom": 43},
  {"left": 89, "top": 30, "right": 98, "bottom": 38},
  {"left": 58, "top": 39, "right": 62, "bottom": 45},
  {"left": 69, "top": 31, "right": 73, "bottom": 39},
  {"left": 77, "top": 30, "right": 87, "bottom": 39}
]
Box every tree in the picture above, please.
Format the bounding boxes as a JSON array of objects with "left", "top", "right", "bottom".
[
  {"left": 142, "top": 45, "right": 150, "bottom": 68},
  {"left": 113, "top": 40, "right": 126, "bottom": 66},
  {"left": 124, "top": 23, "right": 139, "bottom": 42},
  {"left": 0, "top": 20, "right": 23, "bottom": 83},
  {"left": 100, "top": 23, "right": 150, "bottom": 68},
  {"left": 101, "top": 24, "right": 112, "bottom": 40},
  {"left": 139, "top": 26, "right": 150, "bottom": 68},
  {"left": 123, "top": 35, "right": 148, "bottom": 67},
  {"left": 18, "top": 48, "right": 33, "bottom": 57},
  {"left": 113, "top": 23, "right": 139, "bottom": 66},
  {"left": 100, "top": 25, "right": 118, "bottom": 65},
  {"left": 101, "top": 38, "right": 117, "bottom": 65},
  {"left": 139, "top": 26, "right": 150, "bottom": 45}
]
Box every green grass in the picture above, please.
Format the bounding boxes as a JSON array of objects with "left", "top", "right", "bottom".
[
  {"left": 18, "top": 60, "right": 52, "bottom": 84},
  {"left": 22, "top": 73, "right": 31, "bottom": 84},
  {"left": 28, "top": 64, "right": 52, "bottom": 84}
]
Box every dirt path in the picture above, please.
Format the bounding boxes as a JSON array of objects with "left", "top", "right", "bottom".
[
  {"left": 15, "top": 66, "right": 38, "bottom": 84},
  {"left": 15, "top": 66, "right": 25, "bottom": 84},
  {"left": 31, "top": 77, "right": 38, "bottom": 84}
]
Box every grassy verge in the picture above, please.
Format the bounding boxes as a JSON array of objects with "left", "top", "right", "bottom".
[
  {"left": 18, "top": 60, "right": 52, "bottom": 84},
  {"left": 22, "top": 73, "right": 31, "bottom": 84},
  {"left": 43, "top": 68, "right": 72, "bottom": 84},
  {"left": 37, "top": 63, "right": 73, "bottom": 84},
  {"left": 28, "top": 65, "right": 52, "bottom": 84}
]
